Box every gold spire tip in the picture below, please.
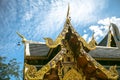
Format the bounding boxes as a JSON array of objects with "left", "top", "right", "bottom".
[{"left": 67, "top": 3, "right": 70, "bottom": 18}]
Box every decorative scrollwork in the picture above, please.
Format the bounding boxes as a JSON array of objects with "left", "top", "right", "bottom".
[
  {"left": 78, "top": 36, "right": 96, "bottom": 51},
  {"left": 44, "top": 36, "right": 63, "bottom": 48}
]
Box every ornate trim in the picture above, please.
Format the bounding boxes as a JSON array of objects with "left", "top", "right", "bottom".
[
  {"left": 63, "top": 68, "right": 83, "bottom": 80},
  {"left": 25, "top": 47, "right": 66, "bottom": 80}
]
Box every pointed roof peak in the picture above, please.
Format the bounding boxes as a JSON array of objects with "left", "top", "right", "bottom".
[
  {"left": 66, "top": 3, "right": 71, "bottom": 24},
  {"left": 66, "top": 3, "right": 70, "bottom": 18}
]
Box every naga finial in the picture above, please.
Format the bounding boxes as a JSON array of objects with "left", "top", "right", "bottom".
[{"left": 16, "top": 32, "right": 27, "bottom": 43}]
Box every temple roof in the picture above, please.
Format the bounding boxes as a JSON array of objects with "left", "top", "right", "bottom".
[
  {"left": 23, "top": 5, "right": 119, "bottom": 80},
  {"left": 89, "top": 46, "right": 120, "bottom": 60},
  {"left": 17, "top": 5, "right": 119, "bottom": 62},
  {"left": 91, "top": 28, "right": 120, "bottom": 60},
  {"left": 29, "top": 43, "right": 49, "bottom": 56},
  {"left": 24, "top": 41, "right": 61, "bottom": 60},
  {"left": 17, "top": 23, "right": 120, "bottom": 61}
]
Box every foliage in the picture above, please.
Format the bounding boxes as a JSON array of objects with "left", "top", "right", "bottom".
[{"left": 0, "top": 56, "right": 22, "bottom": 80}]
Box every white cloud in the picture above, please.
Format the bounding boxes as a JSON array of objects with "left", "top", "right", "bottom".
[
  {"left": 98, "top": 17, "right": 120, "bottom": 30},
  {"left": 98, "top": 17, "right": 110, "bottom": 26},
  {"left": 89, "top": 17, "right": 120, "bottom": 42}
]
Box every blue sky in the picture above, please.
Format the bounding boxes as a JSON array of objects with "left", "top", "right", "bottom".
[{"left": 0, "top": 0, "right": 120, "bottom": 79}]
